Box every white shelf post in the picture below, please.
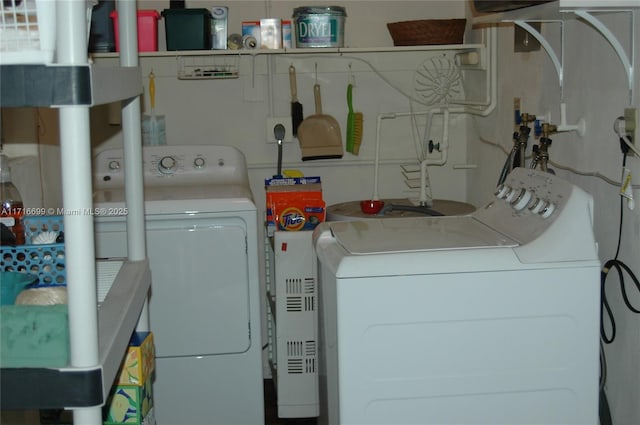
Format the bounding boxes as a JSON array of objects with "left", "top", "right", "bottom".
[
  {"left": 56, "top": 0, "right": 101, "bottom": 424},
  {"left": 115, "top": 0, "right": 150, "bottom": 330}
]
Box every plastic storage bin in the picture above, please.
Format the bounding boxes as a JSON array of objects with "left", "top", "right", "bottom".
[
  {"left": 1, "top": 216, "right": 65, "bottom": 285},
  {"left": 110, "top": 10, "right": 160, "bottom": 52},
  {"left": 89, "top": 0, "right": 115, "bottom": 53},
  {"left": 0, "top": 0, "right": 57, "bottom": 64},
  {"left": 162, "top": 8, "right": 211, "bottom": 50}
]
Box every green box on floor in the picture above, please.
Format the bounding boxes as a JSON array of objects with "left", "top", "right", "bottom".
[
  {"left": 103, "top": 376, "right": 153, "bottom": 424},
  {"left": 162, "top": 8, "right": 211, "bottom": 50}
]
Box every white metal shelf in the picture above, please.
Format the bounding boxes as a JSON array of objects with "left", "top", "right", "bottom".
[
  {"left": 472, "top": 0, "right": 637, "bottom": 102},
  {"left": 1, "top": 259, "right": 151, "bottom": 409},
  {"left": 92, "top": 44, "right": 485, "bottom": 59},
  {"left": 265, "top": 230, "right": 319, "bottom": 419},
  {"left": 0, "top": 64, "right": 141, "bottom": 107}
]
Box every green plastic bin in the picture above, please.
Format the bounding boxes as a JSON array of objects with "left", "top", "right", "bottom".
[{"left": 162, "top": 8, "right": 211, "bottom": 50}]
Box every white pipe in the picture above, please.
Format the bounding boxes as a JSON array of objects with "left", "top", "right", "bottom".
[
  {"left": 372, "top": 28, "right": 497, "bottom": 204},
  {"left": 267, "top": 56, "right": 275, "bottom": 116},
  {"left": 419, "top": 160, "right": 430, "bottom": 205},
  {"left": 420, "top": 109, "right": 450, "bottom": 205},
  {"left": 447, "top": 27, "right": 498, "bottom": 116},
  {"left": 424, "top": 109, "right": 451, "bottom": 167},
  {"left": 465, "top": 26, "right": 498, "bottom": 117},
  {"left": 399, "top": 28, "right": 499, "bottom": 122},
  {"left": 373, "top": 113, "right": 396, "bottom": 200},
  {"left": 556, "top": 102, "right": 586, "bottom": 136}
]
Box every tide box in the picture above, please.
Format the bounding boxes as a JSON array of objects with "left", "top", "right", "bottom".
[
  {"left": 266, "top": 177, "right": 325, "bottom": 235},
  {"left": 115, "top": 331, "right": 155, "bottom": 386}
]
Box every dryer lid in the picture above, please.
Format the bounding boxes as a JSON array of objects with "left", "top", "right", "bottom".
[{"left": 327, "top": 216, "right": 518, "bottom": 255}]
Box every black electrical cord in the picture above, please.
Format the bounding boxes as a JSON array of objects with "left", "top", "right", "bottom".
[
  {"left": 600, "top": 152, "right": 640, "bottom": 344},
  {"left": 599, "top": 151, "right": 639, "bottom": 425},
  {"left": 600, "top": 386, "right": 613, "bottom": 425},
  {"left": 497, "top": 140, "right": 518, "bottom": 186}
]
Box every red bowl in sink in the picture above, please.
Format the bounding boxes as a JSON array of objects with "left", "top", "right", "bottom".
[{"left": 360, "top": 199, "right": 385, "bottom": 214}]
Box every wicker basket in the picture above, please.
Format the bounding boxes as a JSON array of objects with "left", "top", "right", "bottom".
[{"left": 387, "top": 19, "right": 466, "bottom": 46}]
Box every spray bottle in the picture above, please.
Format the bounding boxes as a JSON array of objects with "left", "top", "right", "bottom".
[{"left": 0, "top": 154, "right": 25, "bottom": 245}]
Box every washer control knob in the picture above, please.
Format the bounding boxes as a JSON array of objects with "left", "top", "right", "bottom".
[
  {"left": 495, "top": 184, "right": 511, "bottom": 199},
  {"left": 194, "top": 157, "right": 206, "bottom": 168},
  {"left": 540, "top": 201, "right": 556, "bottom": 219},
  {"left": 159, "top": 156, "right": 177, "bottom": 174},
  {"left": 528, "top": 197, "right": 544, "bottom": 214},
  {"left": 511, "top": 189, "right": 532, "bottom": 211},
  {"left": 505, "top": 186, "right": 520, "bottom": 203},
  {"left": 108, "top": 160, "right": 121, "bottom": 171}
]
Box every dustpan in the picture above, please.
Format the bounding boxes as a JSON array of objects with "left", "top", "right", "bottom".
[{"left": 297, "top": 83, "right": 343, "bottom": 160}]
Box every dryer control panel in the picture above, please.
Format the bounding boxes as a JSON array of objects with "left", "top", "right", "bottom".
[{"left": 94, "top": 145, "right": 249, "bottom": 189}]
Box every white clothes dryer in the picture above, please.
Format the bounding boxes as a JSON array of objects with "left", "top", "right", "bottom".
[
  {"left": 314, "top": 168, "right": 601, "bottom": 425},
  {"left": 93, "top": 146, "right": 264, "bottom": 425}
]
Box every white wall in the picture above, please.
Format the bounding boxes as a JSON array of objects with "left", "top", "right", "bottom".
[
  {"left": 94, "top": 1, "right": 474, "bottom": 210},
  {"left": 466, "top": 8, "right": 640, "bottom": 425}
]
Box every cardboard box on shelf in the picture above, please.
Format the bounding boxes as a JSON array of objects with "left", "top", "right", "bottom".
[
  {"left": 103, "top": 376, "right": 153, "bottom": 425},
  {"left": 115, "top": 331, "right": 155, "bottom": 386}
]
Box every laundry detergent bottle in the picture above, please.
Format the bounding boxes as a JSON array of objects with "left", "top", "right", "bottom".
[{"left": 0, "top": 154, "right": 25, "bottom": 245}]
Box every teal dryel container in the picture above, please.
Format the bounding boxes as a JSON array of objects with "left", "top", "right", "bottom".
[{"left": 293, "top": 6, "right": 346, "bottom": 48}]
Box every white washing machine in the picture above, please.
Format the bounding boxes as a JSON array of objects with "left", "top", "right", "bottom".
[
  {"left": 314, "top": 168, "right": 601, "bottom": 425},
  {"left": 93, "top": 145, "right": 264, "bottom": 425}
]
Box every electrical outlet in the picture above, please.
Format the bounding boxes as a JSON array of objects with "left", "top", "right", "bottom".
[
  {"left": 266, "top": 117, "right": 293, "bottom": 144},
  {"left": 624, "top": 107, "right": 638, "bottom": 156}
]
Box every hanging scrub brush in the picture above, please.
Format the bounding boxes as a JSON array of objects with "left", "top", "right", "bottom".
[{"left": 346, "top": 70, "right": 363, "bottom": 155}]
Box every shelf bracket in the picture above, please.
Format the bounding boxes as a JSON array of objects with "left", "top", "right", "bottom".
[
  {"left": 513, "top": 20, "right": 565, "bottom": 98},
  {"left": 572, "top": 10, "right": 635, "bottom": 104}
]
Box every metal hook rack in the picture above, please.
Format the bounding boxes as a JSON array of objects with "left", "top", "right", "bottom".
[{"left": 176, "top": 55, "right": 239, "bottom": 80}]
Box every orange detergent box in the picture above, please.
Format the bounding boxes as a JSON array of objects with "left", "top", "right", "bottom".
[{"left": 266, "top": 177, "right": 325, "bottom": 235}]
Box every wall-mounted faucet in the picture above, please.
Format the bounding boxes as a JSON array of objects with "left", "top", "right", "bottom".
[
  {"left": 516, "top": 112, "right": 537, "bottom": 168},
  {"left": 530, "top": 123, "right": 558, "bottom": 173},
  {"left": 498, "top": 111, "right": 537, "bottom": 186}
]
